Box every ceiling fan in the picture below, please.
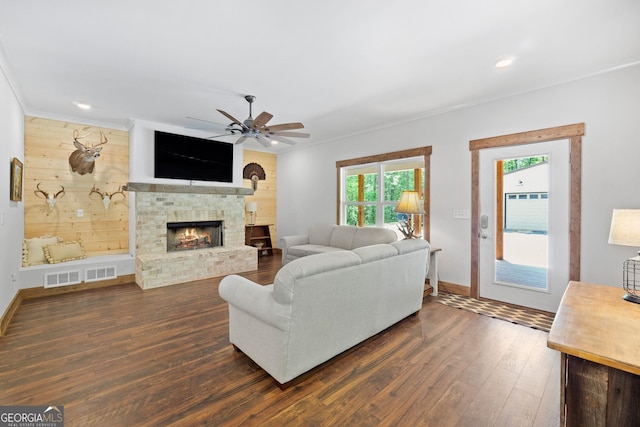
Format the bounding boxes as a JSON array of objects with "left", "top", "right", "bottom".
[{"left": 188, "top": 95, "right": 310, "bottom": 148}]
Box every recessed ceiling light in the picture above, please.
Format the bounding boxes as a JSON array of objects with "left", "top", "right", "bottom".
[
  {"left": 73, "top": 101, "right": 91, "bottom": 110},
  {"left": 495, "top": 58, "right": 514, "bottom": 69}
]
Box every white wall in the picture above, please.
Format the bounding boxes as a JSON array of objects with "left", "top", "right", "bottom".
[
  {"left": 0, "top": 56, "right": 25, "bottom": 317},
  {"left": 277, "top": 64, "right": 640, "bottom": 289}
]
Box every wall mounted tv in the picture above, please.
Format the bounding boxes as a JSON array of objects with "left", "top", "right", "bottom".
[{"left": 154, "top": 131, "right": 233, "bottom": 183}]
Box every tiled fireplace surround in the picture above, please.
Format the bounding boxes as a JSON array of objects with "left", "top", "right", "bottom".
[{"left": 126, "top": 183, "right": 257, "bottom": 289}]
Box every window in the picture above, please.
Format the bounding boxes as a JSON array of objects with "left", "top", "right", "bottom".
[
  {"left": 343, "top": 161, "right": 423, "bottom": 228},
  {"left": 336, "top": 146, "right": 432, "bottom": 241}
]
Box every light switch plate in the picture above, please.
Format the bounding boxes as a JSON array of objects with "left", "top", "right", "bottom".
[{"left": 453, "top": 209, "right": 470, "bottom": 219}]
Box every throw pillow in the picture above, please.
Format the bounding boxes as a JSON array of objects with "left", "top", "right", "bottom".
[
  {"left": 44, "top": 241, "right": 86, "bottom": 264},
  {"left": 23, "top": 235, "right": 63, "bottom": 266}
]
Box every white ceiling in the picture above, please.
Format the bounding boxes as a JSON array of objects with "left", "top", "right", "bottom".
[{"left": 1, "top": 0, "right": 639, "bottom": 150}]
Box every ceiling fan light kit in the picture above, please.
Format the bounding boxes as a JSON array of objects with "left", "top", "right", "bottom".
[{"left": 189, "top": 95, "right": 310, "bottom": 148}]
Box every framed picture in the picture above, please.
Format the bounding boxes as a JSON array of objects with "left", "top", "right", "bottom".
[{"left": 10, "top": 157, "right": 23, "bottom": 201}]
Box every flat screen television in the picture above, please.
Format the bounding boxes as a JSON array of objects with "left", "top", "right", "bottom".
[{"left": 154, "top": 131, "right": 233, "bottom": 183}]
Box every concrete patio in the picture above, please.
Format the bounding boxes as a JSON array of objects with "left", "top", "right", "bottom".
[{"left": 496, "top": 232, "right": 548, "bottom": 289}]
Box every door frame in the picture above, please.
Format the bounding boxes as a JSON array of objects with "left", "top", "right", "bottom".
[{"left": 469, "top": 123, "right": 584, "bottom": 299}]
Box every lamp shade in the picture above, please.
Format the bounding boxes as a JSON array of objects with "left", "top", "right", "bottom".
[
  {"left": 394, "top": 190, "right": 425, "bottom": 215},
  {"left": 608, "top": 209, "right": 640, "bottom": 246},
  {"left": 246, "top": 202, "right": 258, "bottom": 213}
]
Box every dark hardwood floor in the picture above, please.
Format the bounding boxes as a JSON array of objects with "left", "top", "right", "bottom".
[{"left": 0, "top": 254, "right": 560, "bottom": 426}]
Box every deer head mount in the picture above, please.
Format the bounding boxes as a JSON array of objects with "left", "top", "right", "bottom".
[
  {"left": 69, "top": 129, "right": 108, "bottom": 175},
  {"left": 89, "top": 185, "right": 125, "bottom": 209},
  {"left": 34, "top": 183, "right": 65, "bottom": 210}
]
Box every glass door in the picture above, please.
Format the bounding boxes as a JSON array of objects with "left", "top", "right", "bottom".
[{"left": 479, "top": 141, "right": 569, "bottom": 312}]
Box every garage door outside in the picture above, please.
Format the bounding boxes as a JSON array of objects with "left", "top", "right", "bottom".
[{"left": 505, "top": 192, "right": 548, "bottom": 232}]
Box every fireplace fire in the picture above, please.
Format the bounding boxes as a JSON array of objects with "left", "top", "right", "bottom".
[{"left": 167, "top": 221, "right": 223, "bottom": 252}]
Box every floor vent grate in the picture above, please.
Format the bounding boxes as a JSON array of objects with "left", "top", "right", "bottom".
[
  {"left": 85, "top": 266, "right": 117, "bottom": 282},
  {"left": 44, "top": 270, "right": 82, "bottom": 288}
]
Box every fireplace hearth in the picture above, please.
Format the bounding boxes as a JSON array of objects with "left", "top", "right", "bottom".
[{"left": 167, "top": 221, "right": 223, "bottom": 252}]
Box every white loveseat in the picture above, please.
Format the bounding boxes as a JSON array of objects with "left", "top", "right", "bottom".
[
  {"left": 279, "top": 224, "right": 398, "bottom": 265},
  {"left": 218, "top": 238, "right": 430, "bottom": 387}
]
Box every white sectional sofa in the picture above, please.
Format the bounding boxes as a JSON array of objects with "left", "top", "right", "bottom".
[
  {"left": 218, "top": 238, "right": 430, "bottom": 387},
  {"left": 279, "top": 223, "right": 398, "bottom": 265}
]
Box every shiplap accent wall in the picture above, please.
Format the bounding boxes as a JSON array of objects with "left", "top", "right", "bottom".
[
  {"left": 23, "top": 118, "right": 277, "bottom": 260},
  {"left": 24, "top": 116, "right": 130, "bottom": 256},
  {"left": 243, "top": 149, "right": 277, "bottom": 243}
]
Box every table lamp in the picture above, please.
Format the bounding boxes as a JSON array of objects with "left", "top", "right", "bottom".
[
  {"left": 246, "top": 202, "right": 258, "bottom": 225},
  {"left": 394, "top": 190, "right": 425, "bottom": 239},
  {"left": 608, "top": 209, "right": 640, "bottom": 303}
]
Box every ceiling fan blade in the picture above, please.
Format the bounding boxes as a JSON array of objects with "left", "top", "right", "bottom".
[
  {"left": 270, "top": 136, "right": 298, "bottom": 145},
  {"left": 252, "top": 111, "right": 273, "bottom": 129},
  {"left": 264, "top": 122, "right": 305, "bottom": 132},
  {"left": 256, "top": 134, "right": 272, "bottom": 148},
  {"left": 217, "top": 109, "right": 247, "bottom": 129},
  {"left": 235, "top": 135, "right": 249, "bottom": 145},
  {"left": 266, "top": 131, "right": 310, "bottom": 138}
]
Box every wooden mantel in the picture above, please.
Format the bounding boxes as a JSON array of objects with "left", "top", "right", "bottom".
[{"left": 123, "top": 182, "right": 253, "bottom": 196}]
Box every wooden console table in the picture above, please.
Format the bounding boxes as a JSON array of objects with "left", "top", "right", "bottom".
[{"left": 547, "top": 281, "right": 640, "bottom": 426}]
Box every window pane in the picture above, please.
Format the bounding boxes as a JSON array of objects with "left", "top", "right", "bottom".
[
  {"left": 384, "top": 205, "right": 401, "bottom": 226},
  {"left": 345, "top": 175, "right": 359, "bottom": 202},
  {"left": 345, "top": 173, "right": 379, "bottom": 202},
  {"left": 383, "top": 169, "right": 416, "bottom": 202},
  {"left": 363, "top": 173, "right": 378, "bottom": 202},
  {"left": 345, "top": 205, "right": 359, "bottom": 226},
  {"left": 363, "top": 205, "right": 377, "bottom": 226},
  {"left": 345, "top": 204, "right": 378, "bottom": 226}
]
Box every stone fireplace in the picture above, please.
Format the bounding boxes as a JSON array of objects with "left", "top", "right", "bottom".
[{"left": 125, "top": 182, "right": 256, "bottom": 289}]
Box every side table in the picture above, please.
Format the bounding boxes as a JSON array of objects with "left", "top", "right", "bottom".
[{"left": 427, "top": 248, "right": 441, "bottom": 296}]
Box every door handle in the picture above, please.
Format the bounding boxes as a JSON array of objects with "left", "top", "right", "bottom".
[{"left": 480, "top": 215, "right": 489, "bottom": 239}]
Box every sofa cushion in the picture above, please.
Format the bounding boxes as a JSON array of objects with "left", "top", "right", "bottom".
[
  {"left": 273, "top": 251, "right": 361, "bottom": 304},
  {"left": 392, "top": 238, "right": 430, "bottom": 254},
  {"left": 287, "top": 244, "right": 345, "bottom": 258},
  {"left": 352, "top": 244, "right": 399, "bottom": 263},
  {"left": 329, "top": 225, "right": 359, "bottom": 249},
  {"left": 307, "top": 224, "right": 337, "bottom": 246},
  {"left": 352, "top": 227, "right": 397, "bottom": 248}
]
